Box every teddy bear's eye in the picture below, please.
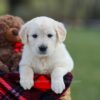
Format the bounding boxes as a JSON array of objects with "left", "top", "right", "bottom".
[
  {"left": 32, "top": 34, "right": 38, "bottom": 38},
  {"left": 47, "top": 34, "right": 53, "bottom": 38}
]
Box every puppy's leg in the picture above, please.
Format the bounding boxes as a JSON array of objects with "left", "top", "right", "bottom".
[
  {"left": 20, "top": 66, "right": 33, "bottom": 90},
  {"left": 51, "top": 67, "right": 68, "bottom": 94}
]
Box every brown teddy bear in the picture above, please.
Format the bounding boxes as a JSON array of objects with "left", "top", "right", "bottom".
[{"left": 0, "top": 15, "right": 24, "bottom": 72}]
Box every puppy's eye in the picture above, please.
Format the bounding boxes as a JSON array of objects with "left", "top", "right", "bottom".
[
  {"left": 32, "top": 34, "right": 38, "bottom": 38},
  {"left": 47, "top": 34, "right": 53, "bottom": 38}
]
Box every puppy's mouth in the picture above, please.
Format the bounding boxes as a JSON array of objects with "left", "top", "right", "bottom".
[
  {"left": 38, "top": 51, "right": 47, "bottom": 56},
  {"left": 37, "top": 50, "right": 49, "bottom": 57}
]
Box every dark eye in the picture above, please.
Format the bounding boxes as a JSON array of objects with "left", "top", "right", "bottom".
[
  {"left": 32, "top": 34, "right": 38, "bottom": 38},
  {"left": 47, "top": 34, "right": 53, "bottom": 38}
]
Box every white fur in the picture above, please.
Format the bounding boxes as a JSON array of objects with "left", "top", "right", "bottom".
[{"left": 19, "top": 16, "right": 74, "bottom": 94}]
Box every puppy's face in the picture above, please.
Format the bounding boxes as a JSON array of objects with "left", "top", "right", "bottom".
[
  {"left": 19, "top": 17, "right": 67, "bottom": 57},
  {"left": 28, "top": 24, "right": 57, "bottom": 57}
]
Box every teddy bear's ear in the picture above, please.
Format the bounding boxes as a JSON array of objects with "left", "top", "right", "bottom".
[
  {"left": 55, "top": 21, "right": 67, "bottom": 42},
  {"left": 15, "top": 16, "right": 24, "bottom": 25},
  {"left": 19, "top": 24, "right": 28, "bottom": 44}
]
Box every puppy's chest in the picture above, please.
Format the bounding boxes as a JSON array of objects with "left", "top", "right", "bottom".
[{"left": 32, "top": 58, "right": 53, "bottom": 74}]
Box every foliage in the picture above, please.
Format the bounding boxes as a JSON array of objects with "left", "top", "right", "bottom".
[{"left": 0, "top": 0, "right": 100, "bottom": 20}]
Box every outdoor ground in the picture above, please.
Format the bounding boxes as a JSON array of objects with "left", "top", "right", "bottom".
[{"left": 65, "top": 26, "right": 100, "bottom": 100}]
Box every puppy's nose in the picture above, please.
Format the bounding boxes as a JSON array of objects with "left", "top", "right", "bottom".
[{"left": 39, "top": 45, "right": 47, "bottom": 52}]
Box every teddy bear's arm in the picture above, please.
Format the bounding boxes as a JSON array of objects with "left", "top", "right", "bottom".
[
  {"left": 0, "top": 60, "right": 9, "bottom": 72},
  {"left": 9, "top": 52, "right": 21, "bottom": 72}
]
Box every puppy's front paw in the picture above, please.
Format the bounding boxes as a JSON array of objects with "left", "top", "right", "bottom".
[
  {"left": 51, "top": 78, "right": 65, "bottom": 94},
  {"left": 20, "top": 76, "right": 33, "bottom": 90}
]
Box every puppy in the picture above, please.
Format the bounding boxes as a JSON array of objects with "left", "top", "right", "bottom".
[{"left": 19, "top": 16, "right": 74, "bottom": 94}]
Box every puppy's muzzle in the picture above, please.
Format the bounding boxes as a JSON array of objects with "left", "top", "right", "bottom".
[{"left": 39, "top": 45, "right": 47, "bottom": 54}]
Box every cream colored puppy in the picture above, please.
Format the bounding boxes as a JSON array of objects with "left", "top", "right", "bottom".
[{"left": 19, "top": 16, "right": 74, "bottom": 94}]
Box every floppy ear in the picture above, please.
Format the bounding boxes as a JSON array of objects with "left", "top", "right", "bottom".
[
  {"left": 19, "top": 24, "right": 28, "bottom": 44},
  {"left": 55, "top": 21, "right": 67, "bottom": 42}
]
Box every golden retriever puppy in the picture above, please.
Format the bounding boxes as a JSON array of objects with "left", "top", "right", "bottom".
[{"left": 19, "top": 16, "right": 74, "bottom": 94}]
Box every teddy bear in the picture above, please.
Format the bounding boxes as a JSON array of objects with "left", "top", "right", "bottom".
[{"left": 0, "top": 15, "right": 24, "bottom": 73}]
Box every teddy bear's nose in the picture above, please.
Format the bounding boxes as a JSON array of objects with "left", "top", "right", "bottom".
[
  {"left": 39, "top": 45, "right": 47, "bottom": 53},
  {"left": 12, "top": 30, "right": 18, "bottom": 36}
]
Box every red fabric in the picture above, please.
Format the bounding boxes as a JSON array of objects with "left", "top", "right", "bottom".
[
  {"left": 0, "top": 77, "right": 26, "bottom": 100},
  {"left": 14, "top": 42, "right": 23, "bottom": 53},
  {"left": 34, "top": 75, "right": 51, "bottom": 91},
  {"left": 0, "top": 72, "right": 73, "bottom": 100}
]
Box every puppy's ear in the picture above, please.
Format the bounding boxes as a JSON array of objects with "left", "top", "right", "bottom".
[
  {"left": 19, "top": 24, "right": 28, "bottom": 44},
  {"left": 55, "top": 21, "right": 67, "bottom": 42}
]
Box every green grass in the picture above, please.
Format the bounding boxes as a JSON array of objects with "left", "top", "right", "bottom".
[{"left": 65, "top": 27, "right": 100, "bottom": 100}]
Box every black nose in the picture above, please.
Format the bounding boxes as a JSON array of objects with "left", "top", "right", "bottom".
[{"left": 39, "top": 45, "right": 47, "bottom": 52}]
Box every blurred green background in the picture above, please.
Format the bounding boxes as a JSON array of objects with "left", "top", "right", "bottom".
[{"left": 0, "top": 0, "right": 100, "bottom": 100}]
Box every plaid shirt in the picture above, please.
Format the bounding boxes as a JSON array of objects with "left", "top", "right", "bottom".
[{"left": 0, "top": 72, "right": 73, "bottom": 100}]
